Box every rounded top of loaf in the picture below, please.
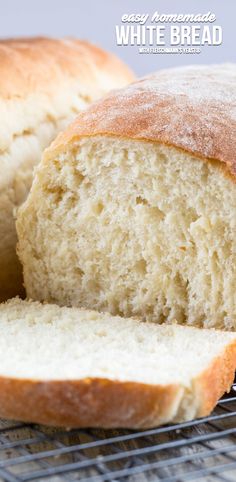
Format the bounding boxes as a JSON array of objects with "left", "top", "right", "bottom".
[
  {"left": 0, "top": 36, "right": 134, "bottom": 99},
  {"left": 48, "top": 63, "right": 236, "bottom": 179}
]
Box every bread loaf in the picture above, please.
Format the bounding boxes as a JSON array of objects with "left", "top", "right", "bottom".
[
  {"left": 0, "top": 297, "right": 235, "bottom": 428},
  {"left": 0, "top": 37, "right": 134, "bottom": 301},
  {"left": 17, "top": 64, "right": 236, "bottom": 329}
]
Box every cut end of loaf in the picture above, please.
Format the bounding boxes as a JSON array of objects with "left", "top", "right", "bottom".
[
  {"left": 0, "top": 298, "right": 235, "bottom": 428},
  {"left": 17, "top": 136, "right": 236, "bottom": 330}
]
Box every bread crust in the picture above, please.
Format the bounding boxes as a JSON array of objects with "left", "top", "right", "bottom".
[
  {"left": 0, "top": 37, "right": 134, "bottom": 99},
  {"left": 46, "top": 64, "right": 236, "bottom": 180},
  {"left": 194, "top": 340, "right": 236, "bottom": 417},
  {"left": 0, "top": 340, "right": 234, "bottom": 429},
  {"left": 0, "top": 378, "right": 183, "bottom": 429}
]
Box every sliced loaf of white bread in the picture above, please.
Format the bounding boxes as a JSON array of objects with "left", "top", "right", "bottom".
[
  {"left": 0, "top": 298, "right": 235, "bottom": 428},
  {"left": 17, "top": 64, "right": 236, "bottom": 330}
]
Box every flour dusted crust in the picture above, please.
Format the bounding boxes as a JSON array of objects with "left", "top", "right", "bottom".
[{"left": 48, "top": 64, "right": 236, "bottom": 178}]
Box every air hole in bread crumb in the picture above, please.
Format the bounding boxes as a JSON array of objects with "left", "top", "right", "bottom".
[
  {"left": 86, "top": 279, "right": 100, "bottom": 292},
  {"left": 76, "top": 267, "right": 84, "bottom": 277},
  {"left": 94, "top": 202, "right": 104, "bottom": 215},
  {"left": 73, "top": 170, "right": 86, "bottom": 188},
  {"left": 134, "top": 259, "right": 147, "bottom": 275},
  {"left": 50, "top": 187, "right": 66, "bottom": 203},
  {"left": 201, "top": 163, "right": 209, "bottom": 183},
  {"left": 150, "top": 206, "right": 165, "bottom": 221},
  {"left": 163, "top": 306, "right": 170, "bottom": 317},
  {"left": 136, "top": 196, "right": 148, "bottom": 205}
]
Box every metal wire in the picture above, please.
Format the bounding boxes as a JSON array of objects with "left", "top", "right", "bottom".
[{"left": 0, "top": 383, "right": 235, "bottom": 481}]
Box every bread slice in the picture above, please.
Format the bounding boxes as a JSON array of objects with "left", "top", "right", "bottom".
[
  {"left": 16, "top": 64, "right": 236, "bottom": 330},
  {"left": 0, "top": 298, "right": 235, "bottom": 429},
  {"left": 0, "top": 37, "right": 134, "bottom": 302}
]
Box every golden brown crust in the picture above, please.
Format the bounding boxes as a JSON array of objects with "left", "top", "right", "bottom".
[
  {"left": 0, "top": 378, "right": 182, "bottom": 429},
  {"left": 194, "top": 339, "right": 236, "bottom": 417},
  {"left": 0, "top": 37, "right": 134, "bottom": 99},
  {"left": 0, "top": 339, "right": 235, "bottom": 428},
  {"left": 47, "top": 64, "right": 236, "bottom": 179}
]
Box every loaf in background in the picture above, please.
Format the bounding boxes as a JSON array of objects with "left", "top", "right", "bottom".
[
  {"left": 0, "top": 36, "right": 134, "bottom": 301},
  {"left": 17, "top": 64, "right": 236, "bottom": 329}
]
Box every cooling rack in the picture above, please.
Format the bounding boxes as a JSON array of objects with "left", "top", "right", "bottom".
[{"left": 0, "top": 383, "right": 235, "bottom": 482}]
